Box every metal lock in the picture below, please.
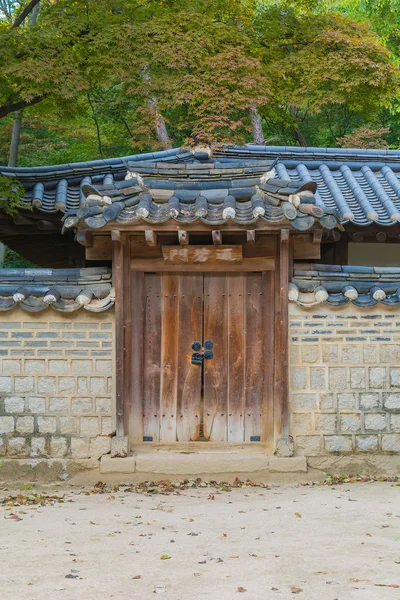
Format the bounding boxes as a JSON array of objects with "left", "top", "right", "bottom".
[
  {"left": 204, "top": 340, "right": 214, "bottom": 350},
  {"left": 204, "top": 350, "right": 213, "bottom": 360},
  {"left": 191, "top": 340, "right": 214, "bottom": 365},
  {"left": 191, "top": 352, "right": 204, "bottom": 365},
  {"left": 191, "top": 341, "right": 202, "bottom": 351}
]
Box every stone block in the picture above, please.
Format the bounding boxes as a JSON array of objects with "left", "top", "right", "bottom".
[
  {"left": 338, "top": 393, "right": 357, "bottom": 410},
  {"left": 95, "top": 360, "right": 112, "bottom": 375},
  {"left": 96, "top": 398, "right": 112, "bottom": 413},
  {"left": 48, "top": 398, "right": 69, "bottom": 414},
  {"left": 340, "top": 413, "right": 361, "bottom": 433},
  {"left": 135, "top": 453, "right": 269, "bottom": 475},
  {"left": 50, "top": 437, "right": 68, "bottom": 458},
  {"left": 111, "top": 436, "right": 129, "bottom": 458},
  {"left": 72, "top": 398, "right": 93, "bottom": 414},
  {"left": 90, "top": 377, "right": 106, "bottom": 394},
  {"left": 301, "top": 345, "right": 319, "bottom": 363},
  {"left": 390, "top": 368, "right": 400, "bottom": 388},
  {"left": 49, "top": 360, "right": 68, "bottom": 374},
  {"left": 310, "top": 368, "right": 325, "bottom": 390},
  {"left": 14, "top": 377, "right": 35, "bottom": 394},
  {"left": 315, "top": 413, "right": 337, "bottom": 433},
  {"left": 325, "top": 435, "right": 353, "bottom": 453},
  {"left": 0, "top": 436, "right": 5, "bottom": 456},
  {"left": 77, "top": 378, "right": 88, "bottom": 394},
  {"left": 322, "top": 344, "right": 338, "bottom": 364},
  {"left": 5, "top": 396, "right": 24, "bottom": 413},
  {"left": 383, "top": 393, "right": 400, "bottom": 411},
  {"left": 7, "top": 437, "right": 30, "bottom": 458},
  {"left": 350, "top": 368, "right": 365, "bottom": 390},
  {"left": 295, "top": 435, "right": 321, "bottom": 456},
  {"left": 37, "top": 416, "right": 57, "bottom": 434},
  {"left": 320, "top": 394, "right": 335, "bottom": 410},
  {"left": 59, "top": 416, "right": 78, "bottom": 434},
  {"left": 329, "top": 368, "right": 347, "bottom": 391},
  {"left": 291, "top": 394, "right": 317, "bottom": 410},
  {"left": 355, "top": 435, "right": 378, "bottom": 453},
  {"left": 38, "top": 377, "right": 57, "bottom": 394},
  {"left": 292, "top": 413, "right": 313, "bottom": 435},
  {"left": 25, "top": 360, "right": 45, "bottom": 374},
  {"left": 342, "top": 346, "right": 361, "bottom": 364},
  {"left": 101, "top": 417, "right": 113, "bottom": 435},
  {"left": 269, "top": 456, "right": 307, "bottom": 473},
  {"left": 16, "top": 416, "right": 34, "bottom": 434},
  {"left": 100, "top": 456, "right": 136, "bottom": 474},
  {"left": 364, "top": 413, "right": 387, "bottom": 431},
  {"left": 382, "top": 434, "right": 400, "bottom": 452},
  {"left": 275, "top": 436, "right": 294, "bottom": 457},
  {"left": 290, "top": 368, "right": 307, "bottom": 390},
  {"left": 58, "top": 377, "right": 76, "bottom": 393},
  {"left": 80, "top": 417, "right": 99, "bottom": 437},
  {"left": 30, "top": 437, "right": 47, "bottom": 457},
  {"left": 0, "top": 416, "right": 14, "bottom": 434},
  {"left": 380, "top": 345, "right": 400, "bottom": 364},
  {"left": 71, "top": 360, "right": 93, "bottom": 375},
  {"left": 363, "top": 346, "right": 377, "bottom": 364},
  {"left": 2, "top": 360, "right": 21, "bottom": 374},
  {"left": 27, "top": 397, "right": 46, "bottom": 413},
  {"left": 359, "top": 393, "right": 379, "bottom": 410},
  {"left": 70, "top": 437, "right": 89, "bottom": 458},
  {"left": 369, "top": 368, "right": 386, "bottom": 389},
  {"left": 89, "top": 436, "right": 111, "bottom": 459},
  {"left": 390, "top": 414, "right": 400, "bottom": 432},
  {"left": 0, "top": 377, "right": 12, "bottom": 393}
]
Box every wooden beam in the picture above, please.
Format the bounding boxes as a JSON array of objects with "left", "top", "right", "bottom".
[
  {"left": 112, "top": 233, "right": 125, "bottom": 437},
  {"left": 313, "top": 230, "right": 323, "bottom": 245},
  {"left": 274, "top": 229, "right": 290, "bottom": 443},
  {"left": 178, "top": 230, "right": 189, "bottom": 246},
  {"left": 246, "top": 230, "right": 256, "bottom": 246},
  {"left": 162, "top": 245, "right": 242, "bottom": 265},
  {"left": 376, "top": 232, "right": 387, "bottom": 243},
  {"left": 145, "top": 230, "right": 157, "bottom": 247},
  {"left": 76, "top": 230, "right": 93, "bottom": 248},
  {"left": 131, "top": 257, "right": 274, "bottom": 272},
  {"left": 212, "top": 230, "right": 222, "bottom": 246},
  {"left": 352, "top": 232, "right": 363, "bottom": 243}
]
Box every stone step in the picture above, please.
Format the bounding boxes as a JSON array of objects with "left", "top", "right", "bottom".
[{"left": 100, "top": 454, "right": 307, "bottom": 475}]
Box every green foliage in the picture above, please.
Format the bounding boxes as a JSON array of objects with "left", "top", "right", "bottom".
[
  {"left": 0, "top": 174, "right": 25, "bottom": 215},
  {"left": 3, "top": 246, "right": 36, "bottom": 268}
]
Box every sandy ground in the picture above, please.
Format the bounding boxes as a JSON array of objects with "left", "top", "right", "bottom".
[{"left": 1, "top": 480, "right": 399, "bottom": 600}]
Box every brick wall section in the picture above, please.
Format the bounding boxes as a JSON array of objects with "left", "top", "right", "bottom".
[
  {"left": 289, "top": 303, "right": 400, "bottom": 456},
  {"left": 0, "top": 309, "right": 115, "bottom": 460}
]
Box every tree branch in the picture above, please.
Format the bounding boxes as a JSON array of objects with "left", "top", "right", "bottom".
[
  {"left": 11, "top": 0, "right": 41, "bottom": 29},
  {"left": 0, "top": 93, "right": 46, "bottom": 119}
]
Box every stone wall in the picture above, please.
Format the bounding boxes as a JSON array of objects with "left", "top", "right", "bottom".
[
  {"left": 0, "top": 309, "right": 114, "bottom": 461},
  {"left": 289, "top": 303, "right": 400, "bottom": 457}
]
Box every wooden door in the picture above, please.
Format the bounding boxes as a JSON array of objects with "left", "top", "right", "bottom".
[
  {"left": 137, "top": 271, "right": 273, "bottom": 443},
  {"left": 203, "top": 272, "right": 271, "bottom": 442}
]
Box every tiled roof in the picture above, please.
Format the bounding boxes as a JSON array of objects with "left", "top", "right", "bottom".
[
  {"left": 0, "top": 267, "right": 114, "bottom": 312},
  {"left": 291, "top": 263, "right": 400, "bottom": 307},
  {"left": 3, "top": 144, "right": 400, "bottom": 227}
]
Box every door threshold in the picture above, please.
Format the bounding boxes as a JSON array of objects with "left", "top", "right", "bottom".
[{"left": 130, "top": 441, "right": 271, "bottom": 454}]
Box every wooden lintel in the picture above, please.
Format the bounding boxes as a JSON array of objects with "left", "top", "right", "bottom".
[
  {"left": 212, "top": 230, "right": 222, "bottom": 246},
  {"left": 145, "top": 230, "right": 157, "bottom": 247},
  {"left": 76, "top": 230, "right": 93, "bottom": 248},
  {"left": 246, "top": 230, "right": 256, "bottom": 246},
  {"left": 313, "top": 230, "right": 323, "bottom": 245},
  {"left": 162, "top": 245, "right": 242, "bottom": 266},
  {"left": 132, "top": 256, "right": 274, "bottom": 272},
  {"left": 178, "top": 230, "right": 189, "bottom": 246}
]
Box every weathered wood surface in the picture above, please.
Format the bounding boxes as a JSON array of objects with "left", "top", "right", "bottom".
[
  {"left": 129, "top": 269, "right": 144, "bottom": 443},
  {"left": 176, "top": 274, "right": 203, "bottom": 441},
  {"left": 203, "top": 273, "right": 228, "bottom": 441},
  {"left": 143, "top": 273, "right": 162, "bottom": 441},
  {"left": 227, "top": 273, "right": 245, "bottom": 441},
  {"left": 145, "top": 230, "right": 157, "bottom": 246},
  {"left": 262, "top": 271, "right": 275, "bottom": 451},
  {"left": 131, "top": 257, "right": 274, "bottom": 271},
  {"left": 159, "top": 273, "right": 179, "bottom": 442},
  {"left": 162, "top": 245, "right": 242, "bottom": 265},
  {"left": 112, "top": 234, "right": 125, "bottom": 437}
]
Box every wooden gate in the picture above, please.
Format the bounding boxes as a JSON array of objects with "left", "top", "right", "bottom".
[{"left": 131, "top": 270, "right": 274, "bottom": 444}]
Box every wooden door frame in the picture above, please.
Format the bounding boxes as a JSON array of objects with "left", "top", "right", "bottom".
[{"left": 112, "top": 230, "right": 291, "bottom": 450}]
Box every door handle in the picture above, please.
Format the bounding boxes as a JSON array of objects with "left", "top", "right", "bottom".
[{"left": 191, "top": 340, "right": 214, "bottom": 364}]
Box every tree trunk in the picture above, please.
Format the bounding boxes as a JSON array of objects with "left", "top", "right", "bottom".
[
  {"left": 249, "top": 105, "right": 265, "bottom": 145},
  {"left": 8, "top": 110, "right": 22, "bottom": 167},
  {"left": 142, "top": 67, "right": 171, "bottom": 149},
  {"left": 0, "top": 243, "right": 5, "bottom": 267},
  {"left": 290, "top": 105, "right": 307, "bottom": 147}
]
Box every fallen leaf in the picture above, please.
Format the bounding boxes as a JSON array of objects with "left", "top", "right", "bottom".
[
  {"left": 132, "top": 575, "right": 141, "bottom": 580},
  {"left": 160, "top": 555, "right": 170, "bottom": 560},
  {"left": 290, "top": 586, "right": 303, "bottom": 594},
  {"left": 295, "top": 513, "right": 302, "bottom": 518},
  {"left": 237, "top": 587, "right": 247, "bottom": 593}
]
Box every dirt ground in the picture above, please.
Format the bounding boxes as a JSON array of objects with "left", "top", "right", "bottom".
[{"left": 1, "top": 479, "right": 399, "bottom": 600}]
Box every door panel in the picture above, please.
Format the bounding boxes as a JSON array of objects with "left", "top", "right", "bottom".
[
  {"left": 203, "top": 274, "right": 229, "bottom": 441},
  {"left": 143, "top": 273, "right": 162, "bottom": 441}
]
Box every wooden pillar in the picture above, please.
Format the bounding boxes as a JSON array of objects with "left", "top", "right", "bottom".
[
  {"left": 112, "top": 231, "right": 126, "bottom": 438},
  {"left": 274, "top": 229, "right": 290, "bottom": 442}
]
